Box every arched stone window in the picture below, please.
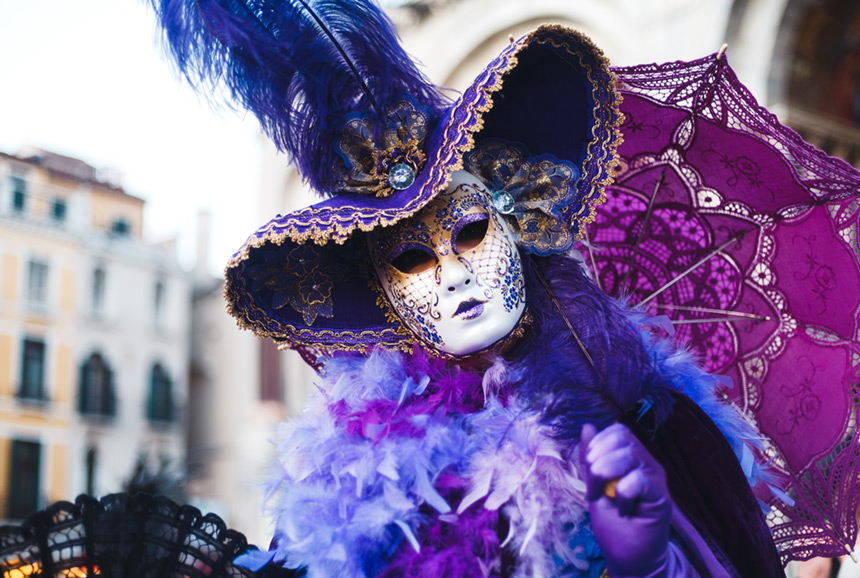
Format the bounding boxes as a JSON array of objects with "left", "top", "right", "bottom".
[
  {"left": 78, "top": 353, "right": 116, "bottom": 417},
  {"left": 148, "top": 363, "right": 174, "bottom": 423}
]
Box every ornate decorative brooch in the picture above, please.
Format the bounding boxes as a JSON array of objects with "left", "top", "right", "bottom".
[{"left": 334, "top": 97, "right": 430, "bottom": 198}]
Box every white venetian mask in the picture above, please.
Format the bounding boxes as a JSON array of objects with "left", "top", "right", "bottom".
[{"left": 370, "top": 171, "right": 527, "bottom": 356}]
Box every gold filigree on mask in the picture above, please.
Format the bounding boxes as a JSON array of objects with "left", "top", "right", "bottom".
[{"left": 370, "top": 175, "right": 527, "bottom": 354}]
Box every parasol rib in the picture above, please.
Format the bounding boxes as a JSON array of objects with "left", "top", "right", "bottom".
[
  {"left": 621, "top": 165, "right": 668, "bottom": 294},
  {"left": 583, "top": 228, "right": 602, "bottom": 291},
  {"left": 635, "top": 231, "right": 747, "bottom": 309},
  {"left": 654, "top": 304, "right": 771, "bottom": 321},
  {"left": 533, "top": 267, "right": 600, "bottom": 376},
  {"left": 670, "top": 317, "right": 768, "bottom": 325}
]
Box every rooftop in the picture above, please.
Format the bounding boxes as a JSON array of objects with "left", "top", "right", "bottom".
[{"left": 1, "top": 148, "right": 144, "bottom": 203}]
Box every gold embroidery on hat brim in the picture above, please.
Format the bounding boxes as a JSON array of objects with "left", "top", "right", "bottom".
[
  {"left": 227, "top": 247, "right": 413, "bottom": 345},
  {"left": 222, "top": 274, "right": 409, "bottom": 351},
  {"left": 224, "top": 43, "right": 512, "bottom": 264},
  {"left": 523, "top": 33, "right": 626, "bottom": 241}
]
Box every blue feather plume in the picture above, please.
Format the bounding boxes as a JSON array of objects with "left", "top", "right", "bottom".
[{"left": 148, "top": 0, "right": 448, "bottom": 193}]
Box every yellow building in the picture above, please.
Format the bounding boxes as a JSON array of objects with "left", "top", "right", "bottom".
[{"left": 0, "top": 148, "right": 190, "bottom": 521}]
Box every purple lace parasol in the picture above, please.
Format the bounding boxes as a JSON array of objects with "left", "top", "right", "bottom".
[{"left": 581, "top": 53, "right": 860, "bottom": 562}]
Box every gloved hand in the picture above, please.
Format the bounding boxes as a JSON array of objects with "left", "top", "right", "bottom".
[{"left": 579, "top": 423, "right": 698, "bottom": 578}]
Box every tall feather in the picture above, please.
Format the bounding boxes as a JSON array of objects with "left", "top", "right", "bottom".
[{"left": 148, "top": 0, "right": 449, "bottom": 193}]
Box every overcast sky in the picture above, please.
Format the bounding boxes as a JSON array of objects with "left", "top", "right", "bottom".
[{"left": 1, "top": 0, "right": 266, "bottom": 275}]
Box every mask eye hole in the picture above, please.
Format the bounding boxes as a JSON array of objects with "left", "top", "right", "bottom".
[
  {"left": 389, "top": 244, "right": 438, "bottom": 274},
  {"left": 453, "top": 215, "right": 489, "bottom": 254}
]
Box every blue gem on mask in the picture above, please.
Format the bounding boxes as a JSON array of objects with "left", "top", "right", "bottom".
[
  {"left": 492, "top": 191, "right": 515, "bottom": 214},
  {"left": 388, "top": 164, "right": 416, "bottom": 190}
]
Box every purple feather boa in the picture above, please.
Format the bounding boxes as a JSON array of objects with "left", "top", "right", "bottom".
[{"left": 253, "top": 254, "right": 774, "bottom": 577}]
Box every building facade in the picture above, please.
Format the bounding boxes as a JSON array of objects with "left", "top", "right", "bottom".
[
  {"left": 186, "top": 208, "right": 317, "bottom": 546},
  {"left": 0, "top": 148, "right": 191, "bottom": 520}
]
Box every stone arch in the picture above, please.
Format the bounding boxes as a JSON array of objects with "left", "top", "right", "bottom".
[
  {"left": 398, "top": 0, "right": 629, "bottom": 90},
  {"left": 440, "top": 15, "right": 605, "bottom": 90}
]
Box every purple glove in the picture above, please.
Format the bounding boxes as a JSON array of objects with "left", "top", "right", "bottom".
[{"left": 579, "top": 423, "right": 699, "bottom": 578}]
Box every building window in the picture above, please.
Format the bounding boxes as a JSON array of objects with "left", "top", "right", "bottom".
[
  {"left": 85, "top": 446, "right": 97, "bottom": 496},
  {"left": 19, "top": 338, "right": 46, "bottom": 401},
  {"left": 8, "top": 440, "right": 41, "bottom": 519},
  {"left": 111, "top": 218, "right": 130, "bottom": 236},
  {"left": 26, "top": 259, "right": 48, "bottom": 307},
  {"left": 148, "top": 363, "right": 174, "bottom": 423},
  {"left": 52, "top": 198, "right": 67, "bottom": 222},
  {"left": 92, "top": 267, "right": 106, "bottom": 314},
  {"left": 78, "top": 353, "right": 116, "bottom": 417},
  {"left": 154, "top": 281, "right": 165, "bottom": 326},
  {"left": 10, "top": 176, "right": 26, "bottom": 213}
]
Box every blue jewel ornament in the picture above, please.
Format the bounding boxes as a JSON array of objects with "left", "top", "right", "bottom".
[
  {"left": 388, "top": 164, "right": 416, "bottom": 190},
  {"left": 492, "top": 191, "right": 515, "bottom": 214}
]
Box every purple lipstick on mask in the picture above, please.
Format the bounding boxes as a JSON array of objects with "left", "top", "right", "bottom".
[{"left": 454, "top": 299, "right": 484, "bottom": 320}]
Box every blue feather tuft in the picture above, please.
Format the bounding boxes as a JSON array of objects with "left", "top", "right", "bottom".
[
  {"left": 148, "top": 0, "right": 449, "bottom": 193},
  {"left": 233, "top": 549, "right": 276, "bottom": 572}
]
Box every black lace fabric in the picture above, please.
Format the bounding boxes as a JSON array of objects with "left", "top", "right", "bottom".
[{"left": 0, "top": 493, "right": 296, "bottom": 578}]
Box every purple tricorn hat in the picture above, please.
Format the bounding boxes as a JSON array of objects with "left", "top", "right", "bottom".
[
  {"left": 223, "top": 26, "right": 622, "bottom": 352},
  {"left": 148, "top": 1, "right": 621, "bottom": 353}
]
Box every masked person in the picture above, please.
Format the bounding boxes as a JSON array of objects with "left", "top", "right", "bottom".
[{"left": 149, "top": 1, "right": 786, "bottom": 576}]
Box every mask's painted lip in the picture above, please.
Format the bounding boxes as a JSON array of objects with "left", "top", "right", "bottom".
[{"left": 454, "top": 299, "right": 484, "bottom": 320}]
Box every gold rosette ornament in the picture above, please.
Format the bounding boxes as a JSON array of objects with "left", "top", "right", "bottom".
[
  {"left": 334, "top": 97, "right": 430, "bottom": 198},
  {"left": 465, "top": 139, "right": 583, "bottom": 256}
]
